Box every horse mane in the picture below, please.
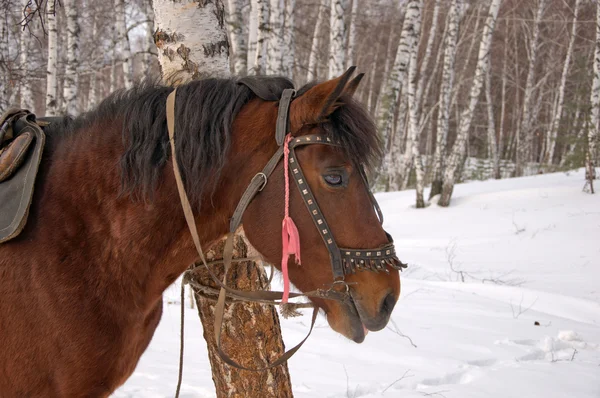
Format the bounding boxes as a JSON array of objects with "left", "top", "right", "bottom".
[{"left": 44, "top": 76, "right": 381, "bottom": 208}]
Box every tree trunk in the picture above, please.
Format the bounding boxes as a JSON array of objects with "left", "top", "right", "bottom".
[
  {"left": 283, "top": 0, "right": 295, "bottom": 79},
  {"left": 188, "top": 236, "right": 293, "bottom": 397},
  {"left": 439, "top": 0, "right": 501, "bottom": 207},
  {"left": 45, "top": 2, "right": 59, "bottom": 116},
  {"left": 328, "top": 0, "right": 348, "bottom": 78},
  {"left": 115, "top": 0, "right": 133, "bottom": 88},
  {"left": 306, "top": 0, "right": 327, "bottom": 81},
  {"left": 151, "top": 0, "right": 293, "bottom": 395},
  {"left": 587, "top": 0, "right": 600, "bottom": 192},
  {"left": 516, "top": 0, "right": 545, "bottom": 175},
  {"left": 485, "top": 58, "right": 499, "bottom": 179},
  {"left": 430, "top": 0, "right": 460, "bottom": 199},
  {"left": 253, "top": 0, "right": 269, "bottom": 75},
  {"left": 247, "top": 0, "right": 258, "bottom": 72},
  {"left": 498, "top": 19, "right": 508, "bottom": 166},
  {"left": 19, "top": 0, "right": 34, "bottom": 111},
  {"left": 227, "top": 0, "right": 248, "bottom": 75},
  {"left": 377, "top": 0, "right": 421, "bottom": 156},
  {"left": 63, "top": 0, "right": 79, "bottom": 115},
  {"left": 346, "top": 0, "right": 358, "bottom": 68},
  {"left": 143, "top": 0, "right": 157, "bottom": 79},
  {"left": 0, "top": 6, "right": 8, "bottom": 111},
  {"left": 267, "top": 0, "right": 284, "bottom": 75}
]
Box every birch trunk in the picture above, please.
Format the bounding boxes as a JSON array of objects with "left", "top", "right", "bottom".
[
  {"left": 429, "top": 0, "right": 460, "bottom": 199},
  {"left": 377, "top": 0, "right": 421, "bottom": 158},
  {"left": 19, "top": 0, "right": 34, "bottom": 110},
  {"left": 247, "top": 0, "right": 258, "bottom": 72},
  {"left": 516, "top": 0, "right": 545, "bottom": 175},
  {"left": 587, "top": 0, "right": 600, "bottom": 190},
  {"left": 439, "top": 0, "right": 502, "bottom": 207},
  {"left": 402, "top": 0, "right": 425, "bottom": 207},
  {"left": 415, "top": 0, "right": 439, "bottom": 104},
  {"left": 328, "top": 0, "right": 348, "bottom": 78},
  {"left": 346, "top": 0, "right": 358, "bottom": 68},
  {"left": 143, "top": 0, "right": 157, "bottom": 79},
  {"left": 0, "top": 10, "right": 7, "bottom": 110},
  {"left": 63, "top": 0, "right": 79, "bottom": 115},
  {"left": 283, "top": 0, "right": 295, "bottom": 78},
  {"left": 45, "top": 1, "right": 59, "bottom": 116},
  {"left": 253, "top": 0, "right": 269, "bottom": 75},
  {"left": 306, "top": 0, "right": 327, "bottom": 81},
  {"left": 115, "top": 0, "right": 133, "bottom": 88},
  {"left": 88, "top": 17, "right": 99, "bottom": 110},
  {"left": 151, "top": 0, "right": 293, "bottom": 394},
  {"left": 498, "top": 19, "right": 508, "bottom": 165},
  {"left": 267, "top": 0, "right": 284, "bottom": 75},
  {"left": 485, "top": 58, "right": 499, "bottom": 178},
  {"left": 152, "top": 0, "right": 230, "bottom": 82},
  {"left": 227, "top": 0, "right": 248, "bottom": 75}
]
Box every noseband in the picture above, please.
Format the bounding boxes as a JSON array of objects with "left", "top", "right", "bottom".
[{"left": 165, "top": 87, "right": 406, "bottom": 372}]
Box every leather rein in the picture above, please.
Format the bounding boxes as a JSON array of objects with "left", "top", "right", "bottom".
[{"left": 165, "top": 87, "right": 405, "bottom": 373}]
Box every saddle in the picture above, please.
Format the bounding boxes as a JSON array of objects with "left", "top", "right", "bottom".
[{"left": 0, "top": 108, "right": 46, "bottom": 243}]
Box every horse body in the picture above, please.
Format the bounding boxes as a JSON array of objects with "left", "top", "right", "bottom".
[{"left": 0, "top": 72, "right": 401, "bottom": 396}]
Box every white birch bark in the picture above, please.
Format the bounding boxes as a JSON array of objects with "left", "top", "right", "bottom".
[
  {"left": 143, "top": 0, "right": 157, "bottom": 79},
  {"left": 377, "top": 0, "right": 421, "bottom": 153},
  {"left": 153, "top": 0, "right": 230, "bottom": 81},
  {"left": 115, "top": 0, "right": 133, "bottom": 88},
  {"left": 19, "top": 0, "right": 34, "bottom": 110},
  {"left": 402, "top": 0, "right": 425, "bottom": 207},
  {"left": 247, "top": 0, "right": 258, "bottom": 71},
  {"left": 485, "top": 58, "right": 499, "bottom": 178},
  {"left": 282, "top": 0, "right": 295, "bottom": 78},
  {"left": 429, "top": 0, "right": 460, "bottom": 199},
  {"left": 0, "top": 11, "right": 7, "bottom": 110},
  {"left": 328, "top": 0, "right": 348, "bottom": 78},
  {"left": 307, "top": 0, "right": 327, "bottom": 81},
  {"left": 588, "top": 0, "right": 600, "bottom": 187},
  {"left": 439, "top": 0, "right": 502, "bottom": 207},
  {"left": 63, "top": 0, "right": 79, "bottom": 115},
  {"left": 227, "top": 0, "right": 248, "bottom": 75},
  {"left": 267, "top": 0, "right": 284, "bottom": 75},
  {"left": 253, "top": 0, "right": 270, "bottom": 75},
  {"left": 498, "top": 19, "right": 508, "bottom": 162},
  {"left": 45, "top": 1, "right": 59, "bottom": 116},
  {"left": 415, "top": 0, "right": 439, "bottom": 104},
  {"left": 346, "top": 0, "right": 358, "bottom": 68},
  {"left": 516, "top": 0, "right": 545, "bottom": 175}
]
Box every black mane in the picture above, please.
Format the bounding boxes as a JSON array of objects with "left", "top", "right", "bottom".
[{"left": 45, "top": 76, "right": 381, "bottom": 208}]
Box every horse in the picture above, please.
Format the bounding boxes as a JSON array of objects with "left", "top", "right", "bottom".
[{"left": 0, "top": 68, "right": 402, "bottom": 396}]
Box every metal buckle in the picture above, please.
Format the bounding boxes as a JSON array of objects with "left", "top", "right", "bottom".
[{"left": 252, "top": 172, "right": 268, "bottom": 191}]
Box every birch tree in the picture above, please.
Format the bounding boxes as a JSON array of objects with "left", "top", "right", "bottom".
[
  {"left": 378, "top": 0, "right": 421, "bottom": 168},
  {"left": 587, "top": 0, "right": 600, "bottom": 192},
  {"left": 439, "top": 0, "right": 502, "bottom": 207},
  {"left": 346, "top": 0, "right": 358, "bottom": 68},
  {"left": 516, "top": 0, "right": 545, "bottom": 175},
  {"left": 283, "top": 0, "right": 295, "bottom": 78},
  {"left": 267, "top": 0, "right": 284, "bottom": 75},
  {"left": 19, "top": 0, "right": 33, "bottom": 110},
  {"left": 143, "top": 0, "right": 157, "bottom": 79},
  {"left": 247, "top": 0, "right": 258, "bottom": 72},
  {"left": 63, "top": 0, "right": 79, "bottom": 115},
  {"left": 0, "top": 6, "right": 7, "bottom": 111},
  {"left": 430, "top": 0, "right": 461, "bottom": 199},
  {"left": 306, "top": 0, "right": 327, "bottom": 81},
  {"left": 227, "top": 0, "right": 248, "bottom": 75},
  {"left": 485, "top": 58, "right": 499, "bottom": 178},
  {"left": 151, "top": 0, "right": 292, "bottom": 394},
  {"left": 328, "top": 0, "right": 348, "bottom": 78},
  {"left": 45, "top": 1, "right": 59, "bottom": 116},
  {"left": 545, "top": 0, "right": 580, "bottom": 165},
  {"left": 252, "top": 0, "right": 269, "bottom": 75},
  {"left": 115, "top": 0, "right": 133, "bottom": 89}
]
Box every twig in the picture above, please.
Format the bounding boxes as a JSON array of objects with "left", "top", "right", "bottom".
[
  {"left": 386, "top": 319, "right": 417, "bottom": 348},
  {"left": 382, "top": 369, "right": 413, "bottom": 394},
  {"left": 421, "top": 391, "right": 450, "bottom": 397},
  {"left": 511, "top": 295, "right": 538, "bottom": 319}
]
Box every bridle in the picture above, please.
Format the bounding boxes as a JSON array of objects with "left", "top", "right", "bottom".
[{"left": 165, "top": 86, "right": 406, "bottom": 373}]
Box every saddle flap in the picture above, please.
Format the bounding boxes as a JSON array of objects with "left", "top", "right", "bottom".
[
  {"left": 0, "top": 114, "right": 45, "bottom": 244},
  {"left": 0, "top": 131, "right": 34, "bottom": 182}
]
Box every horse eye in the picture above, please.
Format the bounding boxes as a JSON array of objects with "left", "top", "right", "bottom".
[{"left": 323, "top": 174, "right": 343, "bottom": 186}]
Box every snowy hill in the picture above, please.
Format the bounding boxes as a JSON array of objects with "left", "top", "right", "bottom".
[{"left": 115, "top": 170, "right": 600, "bottom": 398}]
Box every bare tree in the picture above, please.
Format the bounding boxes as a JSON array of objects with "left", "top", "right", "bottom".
[
  {"left": 45, "top": 0, "right": 59, "bottom": 115},
  {"left": 63, "top": 0, "right": 79, "bottom": 115},
  {"left": 587, "top": 0, "right": 600, "bottom": 192},
  {"left": 227, "top": 0, "right": 248, "bottom": 75},
  {"left": 306, "top": 0, "right": 327, "bottom": 81},
  {"left": 328, "top": 0, "right": 348, "bottom": 78}
]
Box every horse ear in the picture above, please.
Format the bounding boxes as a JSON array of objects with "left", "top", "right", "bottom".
[
  {"left": 290, "top": 66, "right": 357, "bottom": 130},
  {"left": 344, "top": 73, "right": 365, "bottom": 98}
]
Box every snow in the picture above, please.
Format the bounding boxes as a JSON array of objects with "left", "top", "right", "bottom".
[{"left": 114, "top": 169, "right": 600, "bottom": 397}]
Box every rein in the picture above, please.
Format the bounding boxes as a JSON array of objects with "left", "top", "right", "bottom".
[{"left": 165, "top": 86, "right": 406, "bottom": 381}]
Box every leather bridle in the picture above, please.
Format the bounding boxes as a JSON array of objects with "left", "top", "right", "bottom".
[{"left": 166, "top": 87, "right": 406, "bottom": 371}]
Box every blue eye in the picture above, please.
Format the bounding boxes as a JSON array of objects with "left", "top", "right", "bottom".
[{"left": 324, "top": 174, "right": 343, "bottom": 186}]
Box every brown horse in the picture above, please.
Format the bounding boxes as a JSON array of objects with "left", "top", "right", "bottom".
[{"left": 0, "top": 70, "right": 401, "bottom": 396}]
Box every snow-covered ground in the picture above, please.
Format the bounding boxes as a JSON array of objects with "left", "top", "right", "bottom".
[{"left": 115, "top": 170, "right": 600, "bottom": 398}]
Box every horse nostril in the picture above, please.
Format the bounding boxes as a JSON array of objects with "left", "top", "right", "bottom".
[{"left": 381, "top": 292, "right": 397, "bottom": 316}]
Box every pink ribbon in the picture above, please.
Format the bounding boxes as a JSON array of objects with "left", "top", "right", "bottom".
[{"left": 281, "top": 134, "right": 301, "bottom": 303}]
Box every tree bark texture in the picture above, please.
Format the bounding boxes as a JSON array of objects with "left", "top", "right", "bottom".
[
  {"left": 188, "top": 236, "right": 294, "bottom": 398},
  {"left": 153, "top": 0, "right": 230, "bottom": 83},
  {"left": 45, "top": 2, "right": 59, "bottom": 116},
  {"left": 63, "top": 0, "right": 79, "bottom": 115},
  {"left": 587, "top": 0, "right": 600, "bottom": 189},
  {"left": 19, "top": 0, "right": 33, "bottom": 111},
  {"left": 253, "top": 0, "right": 269, "bottom": 75},
  {"left": 439, "top": 0, "right": 501, "bottom": 207},
  {"left": 115, "top": 0, "right": 133, "bottom": 89},
  {"left": 306, "top": 0, "right": 327, "bottom": 82},
  {"left": 346, "top": 0, "right": 358, "bottom": 68},
  {"left": 227, "top": 0, "right": 248, "bottom": 75},
  {"left": 328, "top": 0, "right": 348, "bottom": 78}
]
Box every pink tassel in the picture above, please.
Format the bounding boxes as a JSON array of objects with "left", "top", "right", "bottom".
[{"left": 281, "top": 134, "right": 301, "bottom": 304}]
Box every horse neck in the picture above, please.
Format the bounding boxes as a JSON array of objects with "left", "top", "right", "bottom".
[{"left": 30, "top": 101, "right": 278, "bottom": 312}]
